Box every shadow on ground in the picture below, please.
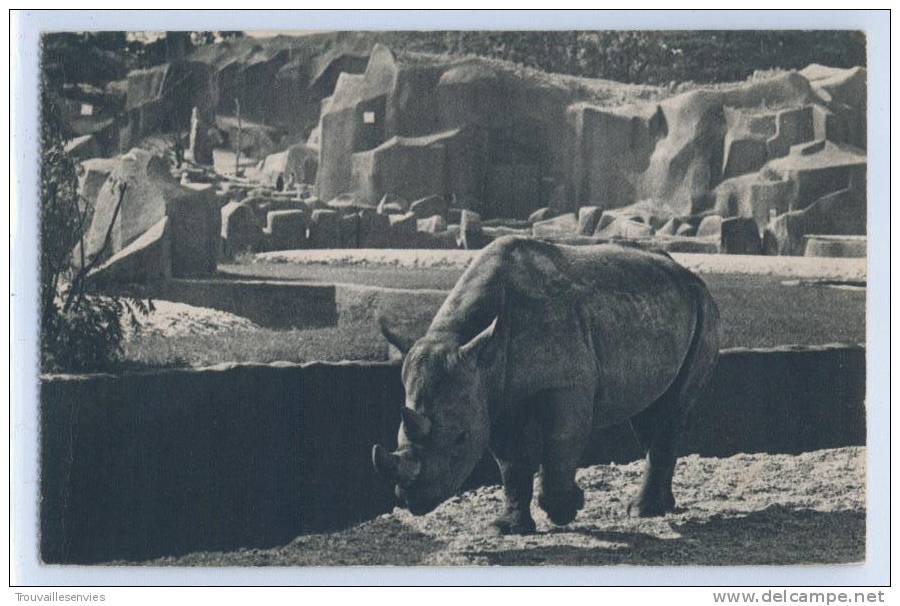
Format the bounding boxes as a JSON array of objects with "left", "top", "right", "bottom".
[{"left": 463, "top": 506, "right": 864, "bottom": 566}]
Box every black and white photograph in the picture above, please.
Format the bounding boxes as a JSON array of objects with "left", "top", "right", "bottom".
[{"left": 9, "top": 9, "right": 890, "bottom": 589}]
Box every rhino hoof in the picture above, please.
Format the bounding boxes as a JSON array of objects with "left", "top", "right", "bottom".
[
  {"left": 538, "top": 487, "right": 584, "bottom": 526},
  {"left": 626, "top": 492, "right": 676, "bottom": 518},
  {"left": 489, "top": 512, "right": 536, "bottom": 535}
]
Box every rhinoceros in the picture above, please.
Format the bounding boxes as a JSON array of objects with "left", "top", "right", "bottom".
[{"left": 373, "top": 236, "right": 719, "bottom": 534}]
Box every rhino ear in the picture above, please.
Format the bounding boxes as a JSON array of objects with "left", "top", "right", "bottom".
[
  {"left": 459, "top": 317, "right": 499, "bottom": 362},
  {"left": 379, "top": 317, "right": 416, "bottom": 355}
]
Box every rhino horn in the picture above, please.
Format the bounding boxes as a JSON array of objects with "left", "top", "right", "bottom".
[
  {"left": 372, "top": 444, "right": 401, "bottom": 480},
  {"left": 401, "top": 407, "right": 432, "bottom": 442}
]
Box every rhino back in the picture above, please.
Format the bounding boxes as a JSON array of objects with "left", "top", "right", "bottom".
[{"left": 475, "top": 238, "right": 702, "bottom": 426}]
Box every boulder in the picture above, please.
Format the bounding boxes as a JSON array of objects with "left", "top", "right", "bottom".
[
  {"left": 457, "top": 210, "right": 483, "bottom": 250},
  {"left": 656, "top": 217, "right": 682, "bottom": 236},
  {"left": 577, "top": 206, "right": 603, "bottom": 236},
  {"left": 389, "top": 212, "right": 418, "bottom": 247},
  {"left": 220, "top": 201, "right": 261, "bottom": 259},
  {"left": 713, "top": 173, "right": 797, "bottom": 231},
  {"left": 675, "top": 222, "right": 697, "bottom": 237},
  {"left": 594, "top": 217, "right": 654, "bottom": 240},
  {"left": 308, "top": 209, "right": 342, "bottom": 249},
  {"left": 263, "top": 210, "right": 307, "bottom": 251},
  {"left": 214, "top": 114, "right": 283, "bottom": 160},
  {"left": 417, "top": 215, "right": 447, "bottom": 234},
  {"left": 720, "top": 216, "right": 761, "bottom": 255},
  {"left": 167, "top": 185, "right": 219, "bottom": 276},
  {"left": 378, "top": 202, "right": 407, "bottom": 215},
  {"left": 77, "top": 157, "right": 118, "bottom": 211},
  {"left": 339, "top": 212, "right": 360, "bottom": 248},
  {"left": 425, "top": 229, "right": 461, "bottom": 250},
  {"left": 358, "top": 209, "right": 392, "bottom": 248},
  {"left": 82, "top": 148, "right": 215, "bottom": 270},
  {"left": 763, "top": 182, "right": 865, "bottom": 256},
  {"left": 597, "top": 200, "right": 678, "bottom": 231},
  {"left": 326, "top": 193, "right": 370, "bottom": 214},
  {"left": 259, "top": 143, "right": 319, "bottom": 189},
  {"left": 532, "top": 213, "right": 577, "bottom": 238},
  {"left": 87, "top": 217, "right": 171, "bottom": 287},
  {"left": 483, "top": 226, "right": 532, "bottom": 240},
  {"left": 803, "top": 235, "right": 866, "bottom": 258},
  {"left": 378, "top": 194, "right": 410, "bottom": 214},
  {"left": 410, "top": 195, "right": 449, "bottom": 220},
  {"left": 528, "top": 207, "right": 558, "bottom": 224},
  {"left": 696, "top": 215, "right": 723, "bottom": 238},
  {"left": 253, "top": 197, "right": 306, "bottom": 218}
]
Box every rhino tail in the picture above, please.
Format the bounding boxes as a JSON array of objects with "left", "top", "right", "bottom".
[{"left": 673, "top": 282, "right": 721, "bottom": 409}]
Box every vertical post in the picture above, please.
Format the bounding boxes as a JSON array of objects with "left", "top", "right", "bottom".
[{"left": 235, "top": 98, "right": 242, "bottom": 177}]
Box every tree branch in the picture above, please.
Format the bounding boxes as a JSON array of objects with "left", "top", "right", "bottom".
[{"left": 63, "top": 181, "right": 128, "bottom": 312}]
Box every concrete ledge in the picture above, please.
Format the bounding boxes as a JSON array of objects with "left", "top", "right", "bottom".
[
  {"left": 804, "top": 234, "right": 867, "bottom": 258},
  {"left": 253, "top": 248, "right": 867, "bottom": 281},
  {"left": 40, "top": 345, "right": 865, "bottom": 564}
]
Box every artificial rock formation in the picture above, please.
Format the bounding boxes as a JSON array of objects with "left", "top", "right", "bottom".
[
  {"left": 310, "top": 49, "right": 865, "bottom": 252},
  {"left": 82, "top": 148, "right": 217, "bottom": 276}
]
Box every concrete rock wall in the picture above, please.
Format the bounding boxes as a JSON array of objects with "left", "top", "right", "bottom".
[
  {"left": 310, "top": 51, "right": 865, "bottom": 247},
  {"left": 41, "top": 345, "right": 865, "bottom": 564}
]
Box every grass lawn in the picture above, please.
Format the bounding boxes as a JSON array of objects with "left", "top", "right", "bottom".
[{"left": 120, "top": 264, "right": 865, "bottom": 369}]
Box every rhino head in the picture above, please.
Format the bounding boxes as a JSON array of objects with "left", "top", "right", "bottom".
[{"left": 372, "top": 319, "right": 498, "bottom": 515}]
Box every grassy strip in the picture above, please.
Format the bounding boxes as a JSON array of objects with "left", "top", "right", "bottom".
[{"left": 121, "top": 272, "right": 864, "bottom": 369}]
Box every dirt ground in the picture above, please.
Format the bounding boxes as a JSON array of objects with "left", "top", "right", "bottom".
[{"left": 143, "top": 446, "right": 865, "bottom": 567}]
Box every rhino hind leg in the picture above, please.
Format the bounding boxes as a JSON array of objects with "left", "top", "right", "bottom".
[
  {"left": 628, "top": 293, "right": 719, "bottom": 518},
  {"left": 628, "top": 396, "right": 681, "bottom": 518}
]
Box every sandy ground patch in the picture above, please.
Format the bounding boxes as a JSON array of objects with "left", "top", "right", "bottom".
[
  {"left": 123, "top": 300, "right": 260, "bottom": 338},
  {"left": 143, "top": 446, "right": 864, "bottom": 566},
  {"left": 254, "top": 249, "right": 866, "bottom": 282}
]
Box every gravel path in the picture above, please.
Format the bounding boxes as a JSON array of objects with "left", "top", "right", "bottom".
[
  {"left": 253, "top": 249, "right": 867, "bottom": 282},
  {"left": 144, "top": 447, "right": 865, "bottom": 567}
]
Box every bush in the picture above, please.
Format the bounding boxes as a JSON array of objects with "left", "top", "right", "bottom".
[{"left": 39, "top": 72, "right": 148, "bottom": 372}]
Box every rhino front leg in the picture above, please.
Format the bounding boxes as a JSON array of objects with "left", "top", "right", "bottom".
[
  {"left": 536, "top": 388, "right": 593, "bottom": 526},
  {"left": 489, "top": 413, "right": 540, "bottom": 535}
]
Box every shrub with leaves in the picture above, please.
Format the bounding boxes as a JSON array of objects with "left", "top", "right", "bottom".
[{"left": 39, "top": 73, "right": 150, "bottom": 373}]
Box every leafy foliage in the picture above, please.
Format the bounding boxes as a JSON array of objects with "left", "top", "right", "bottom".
[
  {"left": 381, "top": 30, "right": 866, "bottom": 84},
  {"left": 39, "top": 72, "right": 150, "bottom": 373}
]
